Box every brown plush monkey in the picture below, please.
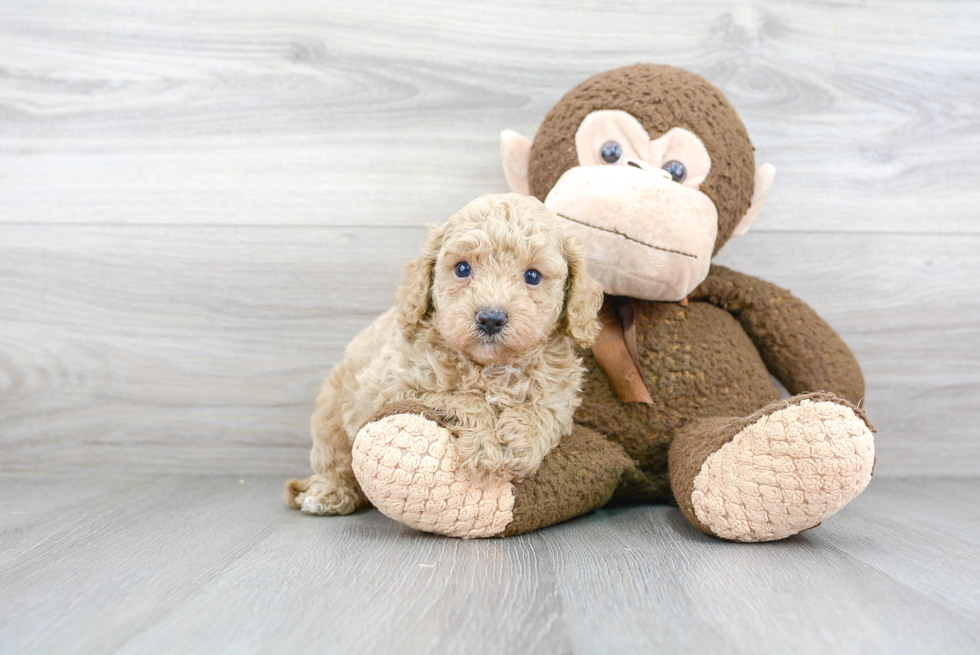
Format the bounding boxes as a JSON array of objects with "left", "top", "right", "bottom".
[{"left": 348, "top": 64, "right": 875, "bottom": 541}]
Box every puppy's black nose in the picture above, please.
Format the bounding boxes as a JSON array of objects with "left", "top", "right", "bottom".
[{"left": 475, "top": 309, "right": 508, "bottom": 336}]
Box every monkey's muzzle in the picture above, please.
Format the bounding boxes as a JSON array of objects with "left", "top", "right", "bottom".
[{"left": 545, "top": 165, "right": 718, "bottom": 302}]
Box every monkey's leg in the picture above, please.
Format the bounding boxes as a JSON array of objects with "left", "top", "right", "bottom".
[
  {"left": 284, "top": 379, "right": 367, "bottom": 516},
  {"left": 668, "top": 392, "right": 875, "bottom": 542},
  {"left": 351, "top": 402, "right": 635, "bottom": 538}
]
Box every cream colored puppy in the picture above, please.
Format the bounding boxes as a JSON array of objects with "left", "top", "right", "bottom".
[{"left": 285, "top": 193, "right": 604, "bottom": 516}]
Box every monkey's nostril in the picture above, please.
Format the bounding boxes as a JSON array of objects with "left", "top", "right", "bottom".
[{"left": 475, "top": 309, "right": 508, "bottom": 337}]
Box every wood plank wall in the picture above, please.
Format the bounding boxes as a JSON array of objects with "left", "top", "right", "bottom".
[{"left": 1, "top": 0, "right": 978, "bottom": 476}]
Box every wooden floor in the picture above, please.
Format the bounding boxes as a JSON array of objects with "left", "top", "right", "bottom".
[{"left": 1, "top": 475, "right": 978, "bottom": 654}]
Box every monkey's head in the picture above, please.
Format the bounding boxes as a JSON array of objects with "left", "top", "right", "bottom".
[{"left": 500, "top": 64, "right": 775, "bottom": 301}]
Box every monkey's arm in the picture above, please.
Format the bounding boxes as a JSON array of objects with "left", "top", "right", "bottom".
[{"left": 690, "top": 264, "right": 865, "bottom": 403}]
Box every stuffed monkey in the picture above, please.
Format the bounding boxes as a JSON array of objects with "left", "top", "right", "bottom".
[{"left": 337, "top": 64, "right": 875, "bottom": 541}]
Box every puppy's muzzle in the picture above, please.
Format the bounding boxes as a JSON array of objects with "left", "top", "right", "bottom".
[{"left": 475, "top": 308, "right": 508, "bottom": 337}]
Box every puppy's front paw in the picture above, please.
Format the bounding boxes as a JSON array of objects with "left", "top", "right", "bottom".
[
  {"left": 495, "top": 425, "right": 541, "bottom": 481},
  {"left": 458, "top": 424, "right": 542, "bottom": 482},
  {"left": 456, "top": 430, "right": 508, "bottom": 481},
  {"left": 285, "top": 472, "right": 364, "bottom": 516}
]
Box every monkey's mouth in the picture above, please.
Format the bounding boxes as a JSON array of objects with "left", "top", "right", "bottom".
[{"left": 556, "top": 213, "right": 697, "bottom": 259}]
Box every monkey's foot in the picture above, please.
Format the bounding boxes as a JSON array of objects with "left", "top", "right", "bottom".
[
  {"left": 672, "top": 393, "right": 875, "bottom": 542},
  {"left": 352, "top": 409, "right": 516, "bottom": 538},
  {"left": 351, "top": 403, "right": 633, "bottom": 538}
]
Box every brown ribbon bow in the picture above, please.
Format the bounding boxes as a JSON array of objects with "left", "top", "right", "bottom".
[{"left": 590, "top": 297, "right": 654, "bottom": 404}]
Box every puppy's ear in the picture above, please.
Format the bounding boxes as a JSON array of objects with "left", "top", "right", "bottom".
[
  {"left": 395, "top": 224, "right": 443, "bottom": 337},
  {"left": 560, "top": 233, "right": 604, "bottom": 348}
]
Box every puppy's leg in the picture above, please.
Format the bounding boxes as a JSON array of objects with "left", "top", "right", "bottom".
[
  {"left": 456, "top": 425, "right": 507, "bottom": 481},
  {"left": 453, "top": 403, "right": 564, "bottom": 482},
  {"left": 493, "top": 404, "right": 565, "bottom": 481},
  {"left": 285, "top": 374, "right": 367, "bottom": 516},
  {"left": 420, "top": 395, "right": 505, "bottom": 483}
]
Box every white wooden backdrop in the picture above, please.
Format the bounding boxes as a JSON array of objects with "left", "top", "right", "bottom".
[{"left": 1, "top": 0, "right": 978, "bottom": 477}]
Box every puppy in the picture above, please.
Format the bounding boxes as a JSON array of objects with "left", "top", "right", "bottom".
[{"left": 285, "top": 193, "right": 604, "bottom": 516}]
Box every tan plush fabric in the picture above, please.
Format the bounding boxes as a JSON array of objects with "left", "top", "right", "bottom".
[
  {"left": 690, "top": 397, "right": 875, "bottom": 542},
  {"left": 732, "top": 163, "right": 775, "bottom": 237},
  {"left": 352, "top": 413, "right": 515, "bottom": 538},
  {"left": 574, "top": 112, "right": 712, "bottom": 186},
  {"left": 500, "top": 129, "right": 532, "bottom": 196},
  {"left": 546, "top": 163, "right": 719, "bottom": 301},
  {"left": 528, "top": 64, "right": 756, "bottom": 256}
]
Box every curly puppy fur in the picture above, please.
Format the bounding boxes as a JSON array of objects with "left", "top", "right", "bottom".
[{"left": 285, "top": 193, "right": 604, "bottom": 516}]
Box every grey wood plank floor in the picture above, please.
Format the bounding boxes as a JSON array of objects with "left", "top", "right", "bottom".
[{"left": 1, "top": 475, "right": 978, "bottom": 654}]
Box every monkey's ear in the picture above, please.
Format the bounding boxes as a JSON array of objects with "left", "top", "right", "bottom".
[
  {"left": 732, "top": 163, "right": 776, "bottom": 237},
  {"left": 560, "top": 233, "right": 605, "bottom": 348},
  {"left": 500, "top": 129, "right": 532, "bottom": 196}
]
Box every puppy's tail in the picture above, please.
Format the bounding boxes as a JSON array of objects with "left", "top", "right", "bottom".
[{"left": 284, "top": 477, "right": 309, "bottom": 509}]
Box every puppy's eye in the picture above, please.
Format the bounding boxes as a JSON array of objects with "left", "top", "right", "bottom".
[
  {"left": 524, "top": 269, "right": 542, "bottom": 286},
  {"left": 453, "top": 261, "right": 471, "bottom": 278},
  {"left": 600, "top": 141, "right": 623, "bottom": 164},
  {"left": 663, "top": 160, "right": 686, "bottom": 182}
]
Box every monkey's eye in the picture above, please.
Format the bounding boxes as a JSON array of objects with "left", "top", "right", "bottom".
[
  {"left": 454, "top": 262, "right": 472, "bottom": 278},
  {"left": 600, "top": 141, "right": 623, "bottom": 164},
  {"left": 524, "top": 269, "right": 542, "bottom": 286},
  {"left": 663, "top": 160, "right": 686, "bottom": 182}
]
